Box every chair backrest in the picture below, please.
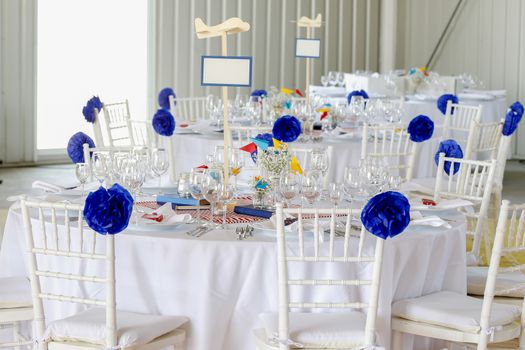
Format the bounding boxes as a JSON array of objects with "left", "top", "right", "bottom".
[
  {"left": 289, "top": 146, "right": 334, "bottom": 188},
  {"left": 102, "top": 100, "right": 135, "bottom": 147},
  {"left": 170, "top": 96, "right": 208, "bottom": 122},
  {"left": 493, "top": 134, "right": 512, "bottom": 191},
  {"left": 464, "top": 120, "right": 503, "bottom": 160},
  {"left": 434, "top": 153, "right": 496, "bottom": 260},
  {"left": 274, "top": 203, "right": 384, "bottom": 349},
  {"left": 229, "top": 125, "right": 273, "bottom": 149},
  {"left": 361, "top": 123, "right": 419, "bottom": 181},
  {"left": 442, "top": 102, "right": 482, "bottom": 145},
  {"left": 478, "top": 200, "right": 525, "bottom": 348},
  {"left": 129, "top": 120, "right": 153, "bottom": 148},
  {"left": 20, "top": 199, "right": 117, "bottom": 348}
]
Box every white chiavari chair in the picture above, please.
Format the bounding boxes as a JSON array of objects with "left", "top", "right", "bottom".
[
  {"left": 442, "top": 102, "right": 482, "bottom": 147},
  {"left": 20, "top": 199, "right": 188, "bottom": 350},
  {"left": 253, "top": 203, "right": 384, "bottom": 350},
  {"left": 361, "top": 123, "right": 419, "bottom": 182},
  {"left": 0, "top": 276, "right": 33, "bottom": 349},
  {"left": 170, "top": 96, "right": 208, "bottom": 122},
  {"left": 101, "top": 100, "right": 136, "bottom": 147},
  {"left": 434, "top": 153, "right": 497, "bottom": 265},
  {"left": 229, "top": 125, "right": 273, "bottom": 149},
  {"left": 391, "top": 200, "right": 525, "bottom": 350},
  {"left": 492, "top": 132, "right": 513, "bottom": 214},
  {"left": 468, "top": 201, "right": 525, "bottom": 303},
  {"left": 464, "top": 120, "right": 503, "bottom": 160}
]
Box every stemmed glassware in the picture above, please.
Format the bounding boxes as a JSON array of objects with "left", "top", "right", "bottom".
[
  {"left": 329, "top": 182, "right": 343, "bottom": 208},
  {"left": 311, "top": 149, "right": 330, "bottom": 179},
  {"left": 189, "top": 169, "right": 206, "bottom": 223},
  {"left": 218, "top": 182, "right": 235, "bottom": 228},
  {"left": 202, "top": 169, "right": 222, "bottom": 228},
  {"left": 121, "top": 157, "right": 147, "bottom": 223},
  {"left": 328, "top": 71, "right": 338, "bottom": 87},
  {"left": 343, "top": 166, "right": 362, "bottom": 203},
  {"left": 320, "top": 75, "right": 329, "bottom": 87},
  {"left": 279, "top": 173, "right": 300, "bottom": 208},
  {"left": 75, "top": 163, "right": 91, "bottom": 199},
  {"left": 301, "top": 172, "right": 321, "bottom": 207},
  {"left": 92, "top": 152, "right": 108, "bottom": 187},
  {"left": 151, "top": 148, "right": 169, "bottom": 193},
  {"left": 337, "top": 72, "right": 346, "bottom": 87}
]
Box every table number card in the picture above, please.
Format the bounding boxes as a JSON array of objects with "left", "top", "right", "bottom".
[
  {"left": 295, "top": 38, "right": 321, "bottom": 58},
  {"left": 201, "top": 56, "right": 253, "bottom": 87}
]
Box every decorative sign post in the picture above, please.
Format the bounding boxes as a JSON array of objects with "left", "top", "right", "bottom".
[
  {"left": 295, "top": 14, "right": 322, "bottom": 104},
  {"left": 195, "top": 17, "right": 251, "bottom": 185}
]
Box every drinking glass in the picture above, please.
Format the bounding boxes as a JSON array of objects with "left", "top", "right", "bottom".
[
  {"left": 151, "top": 148, "right": 169, "bottom": 193},
  {"left": 328, "top": 71, "right": 338, "bottom": 87},
  {"left": 189, "top": 169, "right": 206, "bottom": 223},
  {"left": 75, "top": 163, "right": 91, "bottom": 199},
  {"left": 279, "top": 173, "right": 300, "bottom": 207},
  {"left": 121, "top": 157, "right": 146, "bottom": 222},
  {"left": 329, "top": 182, "right": 343, "bottom": 207},
  {"left": 343, "top": 166, "right": 361, "bottom": 202},
  {"left": 337, "top": 72, "right": 346, "bottom": 87},
  {"left": 301, "top": 172, "right": 321, "bottom": 206},
  {"left": 202, "top": 169, "right": 222, "bottom": 228},
  {"left": 320, "top": 75, "right": 329, "bottom": 87},
  {"left": 218, "top": 183, "right": 235, "bottom": 228},
  {"left": 92, "top": 152, "right": 108, "bottom": 187},
  {"left": 311, "top": 149, "right": 330, "bottom": 180}
]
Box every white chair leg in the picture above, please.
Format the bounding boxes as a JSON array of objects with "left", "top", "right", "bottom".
[
  {"left": 13, "top": 322, "right": 21, "bottom": 350},
  {"left": 392, "top": 330, "right": 402, "bottom": 350}
]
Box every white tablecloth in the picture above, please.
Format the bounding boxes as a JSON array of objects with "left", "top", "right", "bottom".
[{"left": 0, "top": 205, "right": 466, "bottom": 350}]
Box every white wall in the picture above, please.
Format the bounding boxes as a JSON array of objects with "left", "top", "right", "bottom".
[
  {"left": 153, "top": 0, "right": 380, "bottom": 99},
  {"left": 397, "top": 0, "right": 525, "bottom": 158}
]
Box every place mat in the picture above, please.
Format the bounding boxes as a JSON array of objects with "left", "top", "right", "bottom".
[{"left": 137, "top": 197, "right": 267, "bottom": 224}]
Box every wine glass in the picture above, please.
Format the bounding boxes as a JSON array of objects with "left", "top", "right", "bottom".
[
  {"left": 279, "top": 173, "right": 300, "bottom": 207},
  {"left": 75, "top": 163, "right": 91, "bottom": 199},
  {"left": 218, "top": 182, "right": 235, "bottom": 228},
  {"left": 328, "top": 71, "right": 337, "bottom": 87},
  {"left": 343, "top": 166, "right": 361, "bottom": 203},
  {"left": 320, "top": 75, "right": 329, "bottom": 87},
  {"left": 202, "top": 169, "right": 222, "bottom": 228},
  {"left": 337, "top": 72, "right": 346, "bottom": 87},
  {"left": 311, "top": 149, "right": 330, "bottom": 181},
  {"left": 301, "top": 172, "right": 321, "bottom": 207},
  {"left": 189, "top": 169, "right": 206, "bottom": 223},
  {"left": 92, "top": 152, "right": 108, "bottom": 187},
  {"left": 329, "top": 182, "right": 343, "bottom": 208},
  {"left": 151, "top": 148, "right": 169, "bottom": 193}
]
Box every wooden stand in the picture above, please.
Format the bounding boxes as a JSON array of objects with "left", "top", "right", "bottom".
[
  {"left": 195, "top": 17, "right": 250, "bottom": 185},
  {"left": 296, "top": 14, "right": 322, "bottom": 105}
]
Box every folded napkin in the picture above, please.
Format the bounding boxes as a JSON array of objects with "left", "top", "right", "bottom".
[
  {"left": 141, "top": 203, "right": 192, "bottom": 224},
  {"left": 410, "top": 212, "right": 452, "bottom": 229},
  {"left": 410, "top": 197, "right": 473, "bottom": 211}
]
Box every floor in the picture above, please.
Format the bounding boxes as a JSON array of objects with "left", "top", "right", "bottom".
[{"left": 1, "top": 161, "right": 525, "bottom": 240}]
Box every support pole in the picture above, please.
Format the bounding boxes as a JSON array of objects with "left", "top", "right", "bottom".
[
  {"left": 305, "top": 27, "right": 312, "bottom": 105},
  {"left": 221, "top": 33, "right": 230, "bottom": 185}
]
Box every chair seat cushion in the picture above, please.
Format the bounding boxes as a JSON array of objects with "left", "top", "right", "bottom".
[
  {"left": 259, "top": 311, "right": 367, "bottom": 348},
  {"left": 45, "top": 307, "right": 188, "bottom": 347},
  {"left": 467, "top": 266, "right": 525, "bottom": 298},
  {"left": 392, "top": 291, "right": 520, "bottom": 333},
  {"left": 0, "top": 276, "right": 32, "bottom": 309}
]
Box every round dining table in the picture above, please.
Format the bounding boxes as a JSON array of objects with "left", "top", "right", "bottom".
[{"left": 0, "top": 196, "right": 467, "bottom": 350}]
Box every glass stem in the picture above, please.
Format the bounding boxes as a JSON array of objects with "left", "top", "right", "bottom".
[
  {"left": 196, "top": 205, "right": 201, "bottom": 223},
  {"left": 222, "top": 201, "right": 227, "bottom": 227},
  {"left": 209, "top": 201, "right": 215, "bottom": 227},
  {"left": 158, "top": 174, "right": 162, "bottom": 193}
]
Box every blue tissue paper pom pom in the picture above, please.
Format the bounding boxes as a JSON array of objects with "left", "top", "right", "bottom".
[
  {"left": 250, "top": 89, "right": 268, "bottom": 98},
  {"left": 360, "top": 191, "right": 411, "bottom": 240},
  {"left": 437, "top": 94, "right": 458, "bottom": 115},
  {"left": 152, "top": 108, "right": 176, "bottom": 136},
  {"left": 272, "top": 115, "right": 302, "bottom": 143},
  {"left": 82, "top": 96, "right": 103, "bottom": 123},
  {"left": 158, "top": 87, "right": 176, "bottom": 110},
  {"left": 83, "top": 183, "right": 134, "bottom": 235},
  {"left": 347, "top": 90, "right": 369, "bottom": 104},
  {"left": 434, "top": 139, "right": 464, "bottom": 175},
  {"left": 502, "top": 101, "right": 524, "bottom": 136},
  {"left": 254, "top": 133, "right": 274, "bottom": 147},
  {"left": 67, "top": 132, "right": 95, "bottom": 163},
  {"left": 407, "top": 115, "right": 434, "bottom": 142}
]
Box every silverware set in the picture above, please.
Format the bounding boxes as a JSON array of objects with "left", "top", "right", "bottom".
[
  {"left": 235, "top": 225, "right": 254, "bottom": 240},
  {"left": 186, "top": 225, "right": 212, "bottom": 238}
]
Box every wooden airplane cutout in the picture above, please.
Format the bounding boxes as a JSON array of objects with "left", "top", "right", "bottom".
[
  {"left": 297, "top": 14, "right": 322, "bottom": 28},
  {"left": 195, "top": 17, "right": 250, "bottom": 39}
]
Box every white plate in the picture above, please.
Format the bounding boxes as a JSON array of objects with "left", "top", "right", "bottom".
[
  {"left": 410, "top": 198, "right": 473, "bottom": 211},
  {"left": 128, "top": 221, "right": 189, "bottom": 232}
]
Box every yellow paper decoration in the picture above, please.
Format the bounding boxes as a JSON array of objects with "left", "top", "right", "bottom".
[
  {"left": 231, "top": 167, "right": 241, "bottom": 176},
  {"left": 272, "top": 138, "right": 287, "bottom": 151},
  {"left": 281, "top": 87, "right": 294, "bottom": 95},
  {"left": 290, "top": 156, "right": 303, "bottom": 175}
]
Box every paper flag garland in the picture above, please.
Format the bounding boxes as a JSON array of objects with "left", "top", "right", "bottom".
[
  {"left": 290, "top": 155, "right": 303, "bottom": 175},
  {"left": 281, "top": 87, "right": 294, "bottom": 95},
  {"left": 255, "top": 179, "right": 269, "bottom": 189},
  {"left": 240, "top": 142, "right": 257, "bottom": 154},
  {"left": 272, "top": 138, "right": 287, "bottom": 151},
  {"left": 251, "top": 137, "right": 270, "bottom": 150},
  {"left": 295, "top": 89, "right": 304, "bottom": 97}
]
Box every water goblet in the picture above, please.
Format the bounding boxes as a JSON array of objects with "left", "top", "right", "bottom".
[
  {"left": 337, "top": 72, "right": 346, "bottom": 87},
  {"left": 75, "top": 163, "right": 91, "bottom": 199},
  {"left": 151, "top": 148, "right": 169, "bottom": 193},
  {"left": 301, "top": 172, "right": 321, "bottom": 207},
  {"left": 320, "top": 75, "right": 329, "bottom": 87},
  {"left": 329, "top": 182, "right": 343, "bottom": 208},
  {"left": 92, "top": 152, "right": 108, "bottom": 187},
  {"left": 218, "top": 182, "right": 235, "bottom": 228},
  {"left": 202, "top": 169, "right": 222, "bottom": 228},
  {"left": 279, "top": 173, "right": 300, "bottom": 207},
  {"left": 189, "top": 169, "right": 206, "bottom": 223},
  {"left": 328, "top": 71, "right": 338, "bottom": 87}
]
